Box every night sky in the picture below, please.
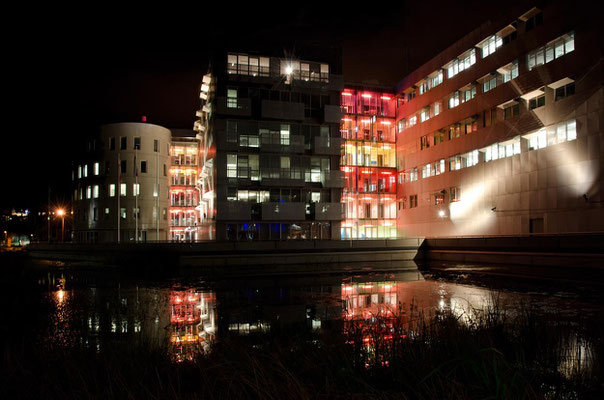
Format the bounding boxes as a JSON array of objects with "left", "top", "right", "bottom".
[{"left": 3, "top": 1, "right": 527, "bottom": 210}]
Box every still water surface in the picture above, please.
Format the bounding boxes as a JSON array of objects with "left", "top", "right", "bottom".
[{"left": 33, "top": 266, "right": 603, "bottom": 371}]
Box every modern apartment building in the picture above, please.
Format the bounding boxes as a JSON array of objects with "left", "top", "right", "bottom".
[
  {"left": 72, "top": 122, "right": 172, "bottom": 243},
  {"left": 394, "top": 2, "right": 603, "bottom": 236},
  {"left": 73, "top": 1, "right": 602, "bottom": 243},
  {"left": 194, "top": 48, "right": 345, "bottom": 241},
  {"left": 168, "top": 130, "right": 204, "bottom": 241},
  {"left": 340, "top": 86, "right": 397, "bottom": 239}
]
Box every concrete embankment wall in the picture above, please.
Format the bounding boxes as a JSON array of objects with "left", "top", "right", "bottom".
[
  {"left": 421, "top": 233, "right": 604, "bottom": 269},
  {"left": 27, "top": 238, "right": 424, "bottom": 274}
]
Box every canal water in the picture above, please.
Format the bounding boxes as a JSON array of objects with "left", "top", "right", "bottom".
[{"left": 16, "top": 263, "right": 600, "bottom": 373}]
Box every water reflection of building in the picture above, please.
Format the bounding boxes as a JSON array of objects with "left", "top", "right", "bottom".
[{"left": 169, "top": 290, "right": 216, "bottom": 361}]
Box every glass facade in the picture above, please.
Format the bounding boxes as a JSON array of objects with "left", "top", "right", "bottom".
[
  {"left": 340, "top": 89, "right": 397, "bottom": 239},
  {"left": 169, "top": 141, "right": 202, "bottom": 241}
]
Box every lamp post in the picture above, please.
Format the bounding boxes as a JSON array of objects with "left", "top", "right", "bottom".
[{"left": 56, "top": 209, "right": 65, "bottom": 243}]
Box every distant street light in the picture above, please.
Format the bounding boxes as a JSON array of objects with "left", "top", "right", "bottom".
[{"left": 56, "top": 209, "right": 65, "bottom": 243}]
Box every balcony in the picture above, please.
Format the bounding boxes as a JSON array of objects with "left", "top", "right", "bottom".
[
  {"left": 321, "top": 170, "right": 345, "bottom": 188},
  {"left": 260, "top": 134, "right": 305, "bottom": 153},
  {"left": 260, "top": 168, "right": 305, "bottom": 186},
  {"left": 261, "top": 202, "right": 306, "bottom": 221},
  {"left": 310, "top": 202, "right": 345, "bottom": 220},
  {"left": 323, "top": 105, "right": 344, "bottom": 123},
  {"left": 216, "top": 201, "right": 251, "bottom": 221},
  {"left": 313, "top": 136, "right": 342, "bottom": 155},
  {"left": 261, "top": 100, "right": 304, "bottom": 121},
  {"left": 216, "top": 97, "right": 252, "bottom": 117}
]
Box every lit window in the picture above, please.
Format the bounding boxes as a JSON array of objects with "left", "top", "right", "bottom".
[
  {"left": 93, "top": 162, "right": 99, "bottom": 176},
  {"left": 227, "top": 88, "right": 238, "bottom": 108},
  {"left": 133, "top": 183, "right": 140, "bottom": 196},
  {"left": 120, "top": 208, "right": 127, "bottom": 220},
  {"left": 86, "top": 186, "right": 91, "bottom": 199},
  {"left": 527, "top": 31, "right": 574, "bottom": 71},
  {"left": 109, "top": 184, "right": 115, "bottom": 197},
  {"left": 78, "top": 165, "right": 82, "bottom": 179},
  {"left": 280, "top": 124, "right": 290, "bottom": 145},
  {"left": 502, "top": 61, "right": 519, "bottom": 83},
  {"left": 480, "top": 35, "right": 503, "bottom": 58},
  {"left": 482, "top": 74, "right": 498, "bottom": 93},
  {"left": 93, "top": 185, "right": 99, "bottom": 198},
  {"left": 448, "top": 92, "right": 460, "bottom": 109},
  {"left": 83, "top": 164, "right": 88, "bottom": 177},
  {"left": 227, "top": 154, "right": 237, "bottom": 178},
  {"left": 120, "top": 183, "right": 127, "bottom": 197},
  {"left": 408, "top": 115, "right": 417, "bottom": 126}
]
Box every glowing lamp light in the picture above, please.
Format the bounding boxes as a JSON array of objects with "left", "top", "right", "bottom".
[
  {"left": 285, "top": 65, "right": 293, "bottom": 75},
  {"left": 361, "top": 94, "right": 372, "bottom": 98},
  {"left": 438, "top": 210, "right": 446, "bottom": 218},
  {"left": 56, "top": 209, "right": 65, "bottom": 217}
]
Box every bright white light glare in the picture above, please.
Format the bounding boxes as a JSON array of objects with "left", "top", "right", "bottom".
[
  {"left": 438, "top": 210, "right": 445, "bottom": 217},
  {"left": 285, "top": 65, "right": 293, "bottom": 75}
]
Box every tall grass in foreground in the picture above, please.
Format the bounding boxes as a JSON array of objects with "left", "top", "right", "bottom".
[{"left": 2, "top": 298, "right": 602, "bottom": 400}]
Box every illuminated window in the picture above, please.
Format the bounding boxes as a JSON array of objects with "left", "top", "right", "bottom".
[
  {"left": 120, "top": 208, "right": 127, "bottom": 220},
  {"left": 501, "top": 61, "right": 519, "bottom": 82},
  {"left": 83, "top": 164, "right": 88, "bottom": 177},
  {"left": 482, "top": 74, "right": 498, "bottom": 92},
  {"left": 133, "top": 207, "right": 140, "bottom": 220},
  {"left": 120, "top": 183, "right": 127, "bottom": 197},
  {"left": 280, "top": 124, "right": 290, "bottom": 145},
  {"left": 93, "top": 185, "right": 99, "bottom": 198},
  {"left": 227, "top": 154, "right": 237, "bottom": 178},
  {"left": 434, "top": 193, "right": 445, "bottom": 205},
  {"left": 527, "top": 31, "right": 574, "bottom": 70},
  {"left": 86, "top": 186, "right": 91, "bottom": 199},
  {"left": 133, "top": 183, "right": 140, "bottom": 196},
  {"left": 445, "top": 49, "right": 476, "bottom": 78},
  {"left": 448, "top": 92, "right": 460, "bottom": 109},
  {"left": 433, "top": 101, "right": 441, "bottom": 116},
  {"left": 408, "top": 115, "right": 417, "bottom": 126},
  {"left": 420, "top": 107, "right": 430, "bottom": 122},
  {"left": 93, "top": 162, "right": 99, "bottom": 175},
  {"left": 227, "top": 88, "right": 238, "bottom": 108},
  {"left": 480, "top": 35, "right": 503, "bottom": 58},
  {"left": 461, "top": 86, "right": 476, "bottom": 103},
  {"left": 109, "top": 184, "right": 115, "bottom": 197},
  {"left": 104, "top": 208, "right": 110, "bottom": 218},
  {"left": 77, "top": 165, "right": 82, "bottom": 179}
]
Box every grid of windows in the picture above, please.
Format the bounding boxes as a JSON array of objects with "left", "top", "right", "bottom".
[{"left": 527, "top": 32, "right": 574, "bottom": 70}]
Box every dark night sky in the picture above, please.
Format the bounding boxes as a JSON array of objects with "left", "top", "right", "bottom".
[{"left": 3, "top": 1, "right": 528, "bottom": 210}]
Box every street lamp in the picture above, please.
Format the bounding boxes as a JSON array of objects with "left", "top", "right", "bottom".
[{"left": 56, "top": 209, "right": 65, "bottom": 243}]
